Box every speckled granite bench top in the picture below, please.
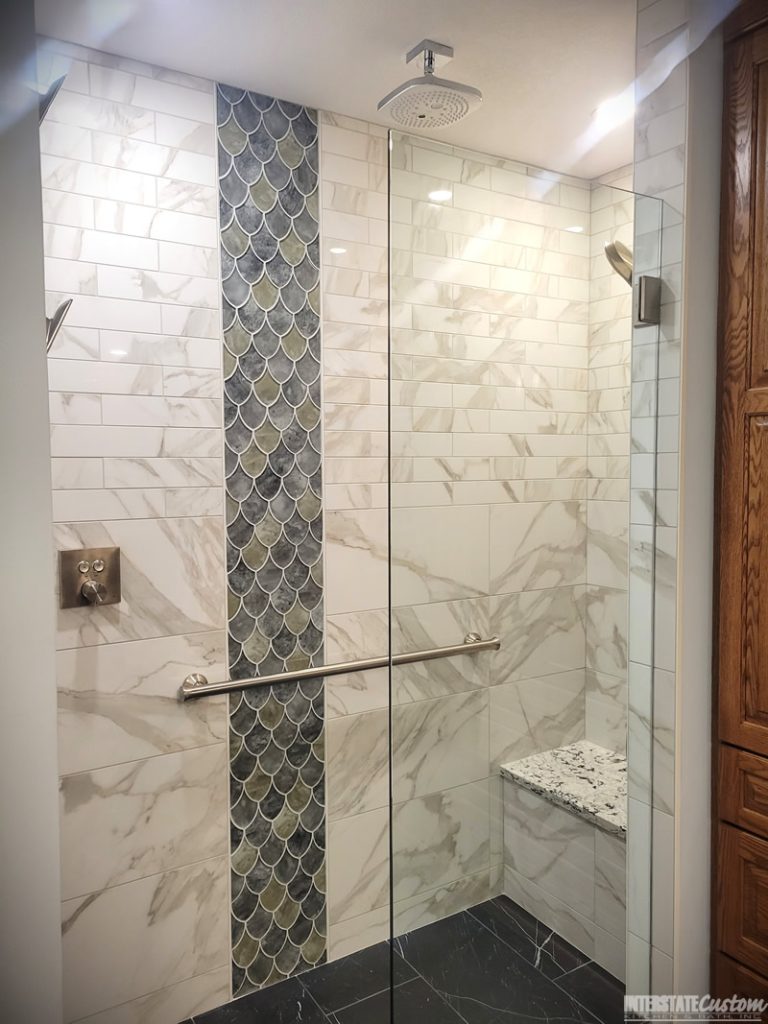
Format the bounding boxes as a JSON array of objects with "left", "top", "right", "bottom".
[{"left": 500, "top": 739, "right": 627, "bottom": 837}]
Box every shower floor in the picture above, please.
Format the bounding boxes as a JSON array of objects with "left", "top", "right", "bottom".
[{"left": 192, "top": 896, "right": 624, "bottom": 1024}]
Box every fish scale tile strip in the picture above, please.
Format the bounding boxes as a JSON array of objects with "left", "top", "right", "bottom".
[{"left": 216, "top": 82, "right": 326, "bottom": 997}]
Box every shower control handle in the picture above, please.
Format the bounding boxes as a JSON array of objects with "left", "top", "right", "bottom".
[
  {"left": 59, "top": 547, "right": 121, "bottom": 608},
  {"left": 81, "top": 579, "right": 106, "bottom": 605}
]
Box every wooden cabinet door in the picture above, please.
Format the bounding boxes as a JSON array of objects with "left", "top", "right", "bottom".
[
  {"left": 714, "top": 952, "right": 768, "bottom": 1007},
  {"left": 718, "top": 824, "right": 768, "bottom": 978},
  {"left": 717, "top": 23, "right": 768, "bottom": 756}
]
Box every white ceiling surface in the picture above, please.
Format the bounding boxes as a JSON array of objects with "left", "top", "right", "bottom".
[{"left": 35, "top": 0, "right": 636, "bottom": 180}]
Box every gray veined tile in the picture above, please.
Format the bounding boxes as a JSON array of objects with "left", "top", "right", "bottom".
[
  {"left": 393, "top": 780, "right": 491, "bottom": 901},
  {"left": 67, "top": 968, "right": 230, "bottom": 1024},
  {"left": 394, "top": 869, "right": 491, "bottom": 937},
  {"left": 503, "top": 783, "right": 596, "bottom": 920},
  {"left": 62, "top": 858, "right": 229, "bottom": 1022},
  {"left": 327, "top": 707, "right": 389, "bottom": 819},
  {"left": 490, "top": 586, "right": 586, "bottom": 685},
  {"left": 490, "top": 669, "right": 586, "bottom": 766},
  {"left": 57, "top": 631, "right": 228, "bottom": 775},
  {"left": 327, "top": 805, "right": 389, "bottom": 924},
  {"left": 59, "top": 745, "right": 228, "bottom": 900},
  {"left": 391, "top": 505, "right": 490, "bottom": 606},
  {"left": 392, "top": 690, "right": 489, "bottom": 802},
  {"left": 595, "top": 830, "right": 627, "bottom": 941},
  {"left": 490, "top": 500, "right": 586, "bottom": 595},
  {"left": 392, "top": 598, "right": 491, "bottom": 703},
  {"left": 55, "top": 517, "right": 227, "bottom": 649},
  {"left": 585, "top": 669, "right": 627, "bottom": 755},
  {"left": 585, "top": 585, "right": 628, "bottom": 678}
]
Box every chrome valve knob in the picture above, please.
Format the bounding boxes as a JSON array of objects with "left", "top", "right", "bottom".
[{"left": 81, "top": 579, "right": 107, "bottom": 605}]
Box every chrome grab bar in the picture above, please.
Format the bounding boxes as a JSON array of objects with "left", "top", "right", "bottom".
[{"left": 179, "top": 633, "right": 500, "bottom": 701}]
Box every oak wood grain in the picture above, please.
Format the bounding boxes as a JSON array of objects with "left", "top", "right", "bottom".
[{"left": 714, "top": 14, "right": 768, "bottom": 994}]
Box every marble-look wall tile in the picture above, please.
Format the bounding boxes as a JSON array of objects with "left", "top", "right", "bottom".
[
  {"left": 391, "top": 505, "right": 490, "bottom": 606},
  {"left": 321, "top": 129, "right": 639, "bottom": 967},
  {"left": 392, "top": 598, "right": 490, "bottom": 703},
  {"left": 327, "top": 909, "right": 390, "bottom": 962},
  {"left": 392, "top": 689, "right": 490, "bottom": 802},
  {"left": 586, "top": 669, "right": 627, "bottom": 755},
  {"left": 490, "top": 501, "right": 586, "bottom": 595},
  {"left": 60, "top": 745, "right": 228, "bottom": 900},
  {"left": 62, "top": 857, "right": 228, "bottom": 1022},
  {"left": 325, "top": 509, "right": 387, "bottom": 615},
  {"left": 325, "top": 664, "right": 389, "bottom": 719},
  {"left": 324, "top": 607, "right": 388, "bottom": 717},
  {"left": 502, "top": 779, "right": 626, "bottom": 978},
  {"left": 596, "top": 925, "right": 627, "bottom": 985},
  {"left": 503, "top": 784, "right": 596, "bottom": 920},
  {"left": 585, "top": 179, "right": 631, "bottom": 760},
  {"left": 504, "top": 866, "right": 596, "bottom": 959},
  {"left": 595, "top": 830, "right": 627, "bottom": 941},
  {"left": 327, "top": 806, "right": 389, "bottom": 925},
  {"left": 327, "top": 707, "right": 389, "bottom": 819},
  {"left": 69, "top": 968, "right": 230, "bottom": 1024},
  {"left": 55, "top": 517, "right": 226, "bottom": 649},
  {"left": 57, "top": 631, "right": 227, "bottom": 774},
  {"left": 394, "top": 869, "right": 491, "bottom": 937},
  {"left": 40, "top": 39, "right": 229, "bottom": 1021},
  {"left": 490, "top": 586, "right": 586, "bottom": 684},
  {"left": 586, "top": 499, "right": 629, "bottom": 589},
  {"left": 631, "top": 15, "right": 682, "bottom": 987},
  {"left": 320, "top": 114, "right": 392, "bottom": 957},
  {"left": 584, "top": 585, "right": 628, "bottom": 679},
  {"left": 393, "top": 780, "right": 490, "bottom": 901},
  {"left": 490, "top": 669, "right": 586, "bottom": 767}
]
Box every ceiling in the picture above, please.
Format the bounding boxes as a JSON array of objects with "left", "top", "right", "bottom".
[{"left": 34, "top": 0, "right": 636, "bottom": 180}]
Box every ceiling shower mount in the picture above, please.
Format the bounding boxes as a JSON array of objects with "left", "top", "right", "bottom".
[{"left": 377, "top": 39, "right": 482, "bottom": 129}]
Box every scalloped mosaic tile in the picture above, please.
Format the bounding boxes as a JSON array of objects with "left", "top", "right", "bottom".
[{"left": 216, "top": 83, "right": 326, "bottom": 997}]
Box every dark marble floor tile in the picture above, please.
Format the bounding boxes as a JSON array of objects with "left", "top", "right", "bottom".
[
  {"left": 194, "top": 976, "right": 330, "bottom": 1023},
  {"left": 396, "top": 912, "right": 601, "bottom": 1024},
  {"left": 554, "top": 961, "right": 625, "bottom": 1024},
  {"left": 469, "top": 896, "right": 593, "bottom": 981},
  {"left": 301, "top": 941, "right": 415, "bottom": 1014},
  {"left": 331, "top": 976, "right": 464, "bottom": 1024}
]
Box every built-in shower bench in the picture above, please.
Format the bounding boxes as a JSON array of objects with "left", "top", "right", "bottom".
[{"left": 500, "top": 740, "right": 627, "bottom": 982}]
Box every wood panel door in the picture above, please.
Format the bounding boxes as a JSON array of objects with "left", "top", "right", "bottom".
[
  {"left": 717, "top": 21, "right": 768, "bottom": 757},
  {"left": 715, "top": 4, "right": 768, "bottom": 998},
  {"left": 718, "top": 824, "right": 768, "bottom": 978}
]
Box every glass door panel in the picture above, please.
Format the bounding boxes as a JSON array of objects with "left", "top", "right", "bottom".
[{"left": 387, "top": 130, "right": 663, "bottom": 1018}]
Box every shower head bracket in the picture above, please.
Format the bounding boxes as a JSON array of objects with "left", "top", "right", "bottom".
[
  {"left": 405, "top": 39, "right": 454, "bottom": 71},
  {"left": 633, "top": 275, "right": 662, "bottom": 327}
]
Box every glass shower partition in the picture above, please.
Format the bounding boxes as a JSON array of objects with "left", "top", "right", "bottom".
[{"left": 387, "top": 130, "right": 663, "bottom": 1016}]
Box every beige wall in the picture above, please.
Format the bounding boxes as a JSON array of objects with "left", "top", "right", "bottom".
[{"left": 0, "top": 4, "right": 63, "bottom": 1020}]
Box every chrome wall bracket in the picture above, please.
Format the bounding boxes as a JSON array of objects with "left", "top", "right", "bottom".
[
  {"left": 633, "top": 275, "right": 662, "bottom": 327},
  {"left": 405, "top": 39, "right": 454, "bottom": 69}
]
